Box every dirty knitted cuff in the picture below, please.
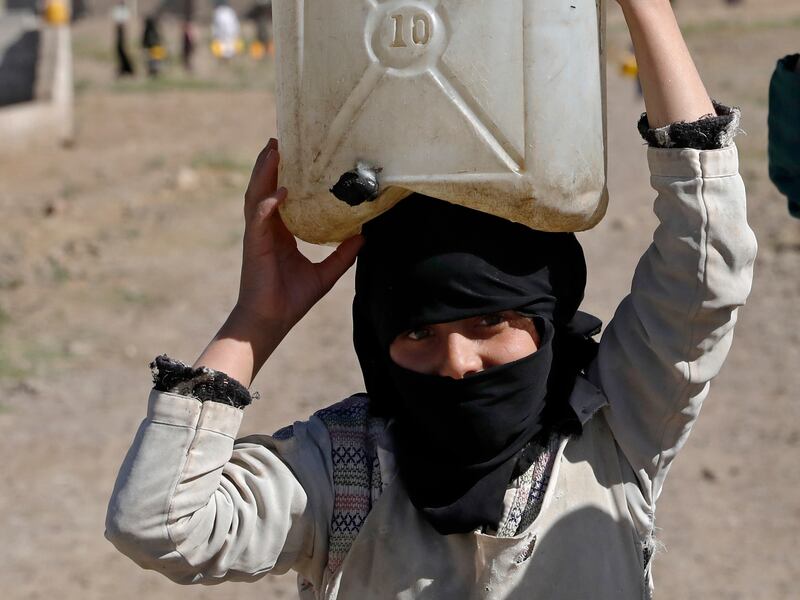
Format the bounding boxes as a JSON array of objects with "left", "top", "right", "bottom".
[
  {"left": 638, "top": 101, "right": 741, "bottom": 150},
  {"left": 150, "top": 354, "right": 254, "bottom": 409}
]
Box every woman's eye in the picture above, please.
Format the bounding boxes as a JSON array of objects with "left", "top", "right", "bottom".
[
  {"left": 406, "top": 328, "right": 432, "bottom": 341},
  {"left": 479, "top": 313, "right": 507, "bottom": 327}
]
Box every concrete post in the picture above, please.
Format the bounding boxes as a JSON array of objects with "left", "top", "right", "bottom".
[{"left": 0, "top": 6, "right": 75, "bottom": 152}]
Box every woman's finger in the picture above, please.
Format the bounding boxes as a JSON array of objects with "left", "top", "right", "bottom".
[
  {"left": 263, "top": 145, "right": 280, "bottom": 196},
  {"left": 243, "top": 187, "right": 293, "bottom": 258},
  {"left": 315, "top": 234, "right": 365, "bottom": 292},
  {"left": 247, "top": 149, "right": 279, "bottom": 202},
  {"left": 247, "top": 141, "right": 273, "bottom": 186},
  {"left": 245, "top": 139, "right": 280, "bottom": 208},
  {"left": 252, "top": 187, "right": 288, "bottom": 227}
]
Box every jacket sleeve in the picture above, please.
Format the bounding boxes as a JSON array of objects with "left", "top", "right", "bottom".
[
  {"left": 589, "top": 144, "right": 757, "bottom": 508},
  {"left": 105, "top": 390, "right": 334, "bottom": 587}
]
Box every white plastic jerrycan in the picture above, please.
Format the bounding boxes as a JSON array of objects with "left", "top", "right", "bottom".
[{"left": 274, "top": 0, "right": 607, "bottom": 244}]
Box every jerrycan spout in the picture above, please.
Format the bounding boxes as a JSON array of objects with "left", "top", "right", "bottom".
[{"left": 330, "top": 162, "right": 382, "bottom": 207}]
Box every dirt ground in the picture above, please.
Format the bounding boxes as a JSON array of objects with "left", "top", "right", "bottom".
[{"left": 1, "top": 2, "right": 799, "bottom": 598}]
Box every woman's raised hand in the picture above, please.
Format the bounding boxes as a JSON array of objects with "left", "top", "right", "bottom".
[
  {"left": 237, "top": 138, "right": 364, "bottom": 338},
  {"left": 193, "top": 139, "right": 363, "bottom": 386},
  {"left": 615, "top": 0, "right": 714, "bottom": 127}
]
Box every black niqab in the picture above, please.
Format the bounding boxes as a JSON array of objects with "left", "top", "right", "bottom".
[{"left": 353, "top": 195, "right": 600, "bottom": 534}]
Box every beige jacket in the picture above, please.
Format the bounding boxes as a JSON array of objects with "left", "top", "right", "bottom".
[{"left": 106, "top": 145, "right": 757, "bottom": 599}]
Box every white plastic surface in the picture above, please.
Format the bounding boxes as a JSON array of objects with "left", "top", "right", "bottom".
[{"left": 275, "top": 0, "right": 607, "bottom": 244}]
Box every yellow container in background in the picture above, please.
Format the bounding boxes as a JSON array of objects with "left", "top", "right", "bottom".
[{"left": 44, "top": 0, "right": 70, "bottom": 26}]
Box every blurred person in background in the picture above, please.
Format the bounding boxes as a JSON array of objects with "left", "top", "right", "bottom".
[
  {"left": 181, "top": 0, "right": 196, "bottom": 71},
  {"left": 141, "top": 14, "right": 166, "bottom": 77},
  {"left": 71, "top": 0, "right": 87, "bottom": 21},
  {"left": 112, "top": 0, "right": 135, "bottom": 77},
  {"left": 619, "top": 45, "right": 643, "bottom": 98},
  {"left": 245, "top": 0, "right": 273, "bottom": 60},
  {"left": 211, "top": 0, "right": 243, "bottom": 60},
  {"left": 768, "top": 54, "right": 800, "bottom": 219}
]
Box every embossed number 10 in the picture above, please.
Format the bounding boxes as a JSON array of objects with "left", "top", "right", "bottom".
[{"left": 390, "top": 13, "right": 433, "bottom": 48}]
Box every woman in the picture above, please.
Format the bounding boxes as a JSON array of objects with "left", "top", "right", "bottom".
[{"left": 105, "top": 1, "right": 756, "bottom": 598}]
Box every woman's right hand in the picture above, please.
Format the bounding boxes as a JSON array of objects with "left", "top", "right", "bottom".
[
  {"left": 193, "top": 139, "right": 363, "bottom": 385},
  {"left": 236, "top": 138, "right": 364, "bottom": 340}
]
